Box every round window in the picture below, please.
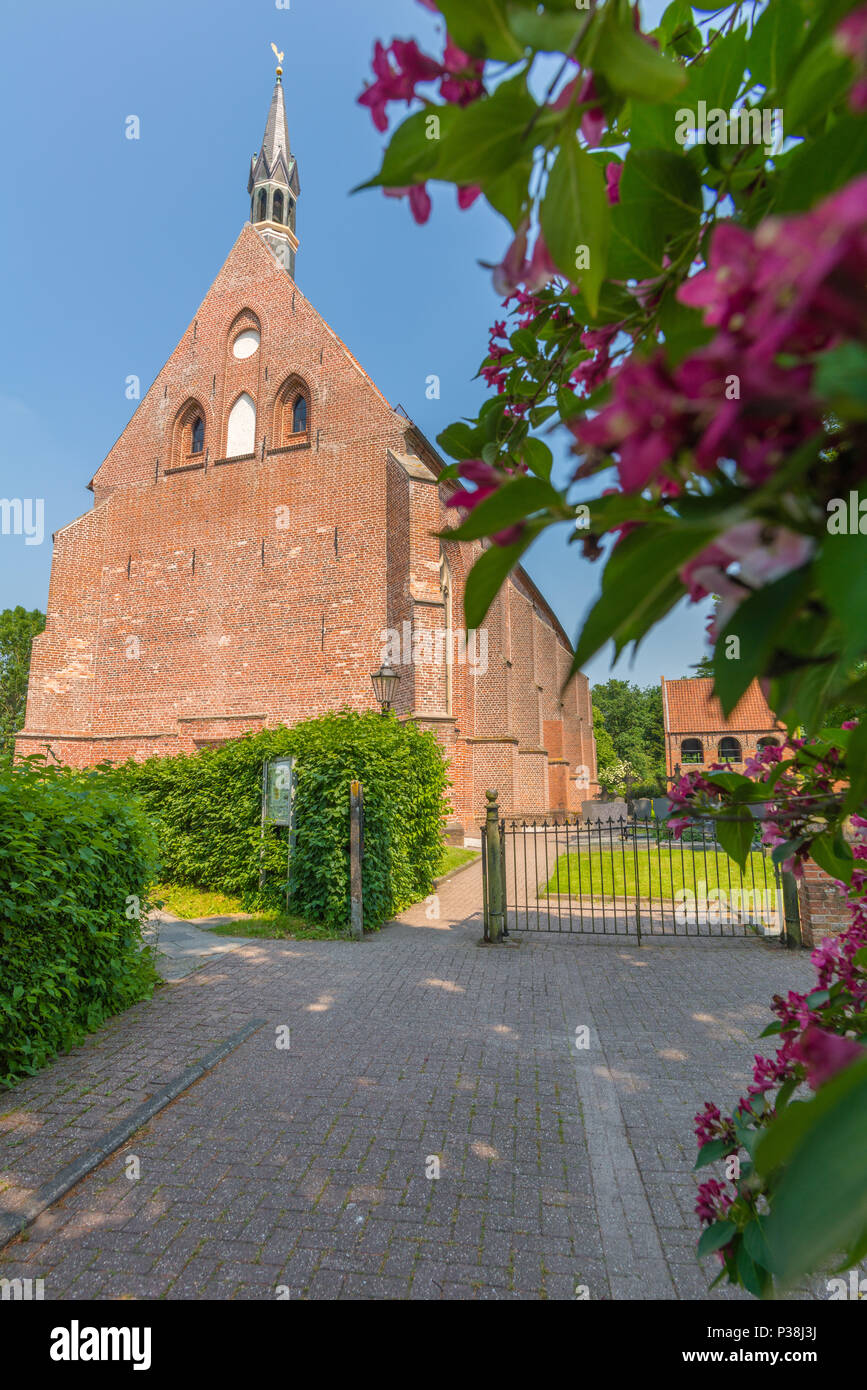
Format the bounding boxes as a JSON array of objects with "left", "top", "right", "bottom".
[{"left": 232, "top": 329, "right": 260, "bottom": 359}]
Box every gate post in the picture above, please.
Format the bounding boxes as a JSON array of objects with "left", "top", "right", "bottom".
[
  {"left": 484, "top": 789, "right": 505, "bottom": 943},
  {"left": 781, "top": 868, "right": 802, "bottom": 948},
  {"left": 350, "top": 780, "right": 364, "bottom": 941}
]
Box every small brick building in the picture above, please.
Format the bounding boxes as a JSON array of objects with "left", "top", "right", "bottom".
[
  {"left": 661, "top": 676, "right": 783, "bottom": 780},
  {"left": 17, "top": 69, "right": 596, "bottom": 832}
]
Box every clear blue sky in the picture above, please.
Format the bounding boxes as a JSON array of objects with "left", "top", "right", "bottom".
[{"left": 0, "top": 0, "right": 710, "bottom": 690}]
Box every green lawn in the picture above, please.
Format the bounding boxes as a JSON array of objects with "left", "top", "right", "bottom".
[
  {"left": 438, "top": 846, "right": 480, "bottom": 877},
  {"left": 150, "top": 882, "right": 342, "bottom": 940},
  {"left": 151, "top": 848, "right": 478, "bottom": 939},
  {"left": 541, "top": 847, "right": 775, "bottom": 900}
]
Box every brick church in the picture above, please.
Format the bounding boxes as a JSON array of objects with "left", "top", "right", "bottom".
[{"left": 17, "top": 66, "right": 596, "bottom": 832}]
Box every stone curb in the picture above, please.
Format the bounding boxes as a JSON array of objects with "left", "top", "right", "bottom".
[{"left": 0, "top": 1018, "right": 267, "bottom": 1250}]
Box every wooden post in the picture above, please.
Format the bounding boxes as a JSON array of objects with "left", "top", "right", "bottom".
[
  {"left": 350, "top": 781, "right": 363, "bottom": 940},
  {"left": 258, "top": 759, "right": 269, "bottom": 890},
  {"left": 484, "top": 789, "right": 505, "bottom": 943}
]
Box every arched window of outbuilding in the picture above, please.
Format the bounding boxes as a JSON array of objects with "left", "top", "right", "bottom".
[
  {"left": 681, "top": 738, "right": 703, "bottom": 765},
  {"left": 191, "top": 417, "right": 205, "bottom": 455},
  {"left": 718, "top": 736, "right": 742, "bottom": 764}
]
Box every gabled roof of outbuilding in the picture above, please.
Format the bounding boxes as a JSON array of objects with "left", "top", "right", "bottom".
[{"left": 661, "top": 676, "right": 781, "bottom": 735}]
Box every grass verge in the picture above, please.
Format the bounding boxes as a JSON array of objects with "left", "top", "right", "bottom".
[
  {"left": 151, "top": 882, "right": 344, "bottom": 940},
  {"left": 542, "top": 847, "right": 776, "bottom": 900}
]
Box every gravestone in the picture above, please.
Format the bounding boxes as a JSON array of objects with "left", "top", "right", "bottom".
[{"left": 583, "top": 798, "right": 628, "bottom": 822}]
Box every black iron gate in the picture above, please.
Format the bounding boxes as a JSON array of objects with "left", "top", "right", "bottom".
[{"left": 499, "top": 814, "right": 786, "bottom": 942}]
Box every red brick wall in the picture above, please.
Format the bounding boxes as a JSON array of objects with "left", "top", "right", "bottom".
[
  {"left": 797, "top": 861, "right": 852, "bottom": 947},
  {"left": 18, "top": 224, "right": 594, "bottom": 831}
]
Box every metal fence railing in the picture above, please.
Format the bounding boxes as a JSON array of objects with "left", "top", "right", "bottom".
[{"left": 500, "top": 815, "right": 786, "bottom": 942}]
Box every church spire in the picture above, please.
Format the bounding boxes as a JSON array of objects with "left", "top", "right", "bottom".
[{"left": 249, "top": 52, "right": 300, "bottom": 278}]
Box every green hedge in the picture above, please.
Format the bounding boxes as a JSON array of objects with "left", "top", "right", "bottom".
[
  {"left": 0, "top": 762, "right": 160, "bottom": 1087},
  {"left": 119, "top": 710, "right": 450, "bottom": 931}
]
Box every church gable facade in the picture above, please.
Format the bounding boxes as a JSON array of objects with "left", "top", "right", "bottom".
[{"left": 18, "top": 71, "right": 596, "bottom": 831}]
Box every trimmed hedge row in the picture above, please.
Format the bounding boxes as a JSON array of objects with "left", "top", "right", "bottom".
[
  {"left": 119, "top": 710, "right": 450, "bottom": 931},
  {"left": 0, "top": 762, "right": 160, "bottom": 1086}
]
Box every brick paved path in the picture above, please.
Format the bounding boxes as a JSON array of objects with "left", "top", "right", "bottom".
[{"left": 0, "top": 863, "right": 820, "bottom": 1300}]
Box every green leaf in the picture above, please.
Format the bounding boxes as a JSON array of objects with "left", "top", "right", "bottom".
[
  {"left": 714, "top": 566, "right": 813, "bottom": 717},
  {"left": 482, "top": 160, "right": 532, "bottom": 229},
  {"left": 715, "top": 814, "right": 755, "bottom": 871},
  {"left": 844, "top": 718, "right": 867, "bottom": 816},
  {"left": 658, "top": 290, "right": 714, "bottom": 365},
  {"left": 354, "top": 108, "right": 458, "bottom": 192},
  {"left": 518, "top": 437, "right": 554, "bottom": 482},
  {"left": 607, "top": 148, "right": 701, "bottom": 280},
  {"left": 782, "top": 36, "right": 852, "bottom": 134},
  {"left": 541, "top": 138, "right": 610, "bottom": 315},
  {"left": 510, "top": 327, "right": 537, "bottom": 357},
  {"left": 697, "top": 1220, "right": 736, "bottom": 1259},
  {"left": 736, "top": 1241, "right": 768, "bottom": 1297},
  {"left": 463, "top": 530, "right": 538, "bottom": 630},
  {"left": 443, "top": 476, "right": 560, "bottom": 542},
  {"left": 748, "top": 0, "right": 807, "bottom": 90},
  {"left": 694, "top": 1137, "right": 729, "bottom": 1170},
  {"left": 438, "top": 0, "right": 527, "bottom": 61},
  {"left": 776, "top": 115, "right": 867, "bottom": 214},
  {"left": 629, "top": 99, "right": 681, "bottom": 151},
  {"left": 591, "top": 12, "right": 687, "bottom": 102},
  {"left": 571, "top": 525, "right": 716, "bottom": 673},
  {"left": 507, "top": 4, "right": 594, "bottom": 54},
  {"left": 757, "top": 1053, "right": 867, "bottom": 1284},
  {"left": 817, "top": 509, "right": 867, "bottom": 665},
  {"left": 815, "top": 344, "right": 867, "bottom": 419},
  {"left": 809, "top": 832, "right": 853, "bottom": 886},
  {"left": 437, "top": 421, "right": 480, "bottom": 461},
  {"left": 682, "top": 25, "right": 748, "bottom": 114},
  {"left": 435, "top": 77, "right": 537, "bottom": 185}
]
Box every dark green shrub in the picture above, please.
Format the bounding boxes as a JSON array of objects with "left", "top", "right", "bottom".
[
  {"left": 120, "top": 710, "right": 450, "bottom": 931},
  {"left": 0, "top": 760, "right": 160, "bottom": 1087}
]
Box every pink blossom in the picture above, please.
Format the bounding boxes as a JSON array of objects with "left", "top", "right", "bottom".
[
  {"left": 383, "top": 183, "right": 432, "bottom": 224},
  {"left": 457, "top": 184, "right": 482, "bottom": 210},
  {"left": 492, "top": 220, "right": 530, "bottom": 297},
  {"left": 836, "top": 4, "right": 867, "bottom": 56},
  {"left": 359, "top": 39, "right": 441, "bottom": 131},
  {"left": 441, "top": 38, "right": 485, "bottom": 106},
  {"left": 791, "top": 1026, "right": 865, "bottom": 1090},
  {"left": 525, "top": 233, "right": 559, "bottom": 291},
  {"left": 695, "top": 1178, "right": 733, "bottom": 1226},
  {"left": 554, "top": 71, "right": 606, "bottom": 144},
  {"left": 677, "top": 222, "right": 759, "bottom": 330},
  {"left": 605, "top": 162, "right": 622, "bottom": 205}
]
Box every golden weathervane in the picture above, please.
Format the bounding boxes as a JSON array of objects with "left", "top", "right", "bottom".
[{"left": 271, "top": 42, "right": 285, "bottom": 77}]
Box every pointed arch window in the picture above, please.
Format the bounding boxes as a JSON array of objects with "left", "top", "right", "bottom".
[
  {"left": 169, "top": 400, "right": 208, "bottom": 471},
  {"left": 226, "top": 393, "right": 257, "bottom": 458},
  {"left": 273, "top": 377, "right": 311, "bottom": 448},
  {"left": 256, "top": 188, "right": 267, "bottom": 222},
  {"left": 273, "top": 190, "right": 285, "bottom": 225}
]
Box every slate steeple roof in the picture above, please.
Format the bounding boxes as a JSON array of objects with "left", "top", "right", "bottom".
[{"left": 248, "top": 74, "right": 299, "bottom": 195}]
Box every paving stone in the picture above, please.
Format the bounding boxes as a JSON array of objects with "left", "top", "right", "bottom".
[{"left": 0, "top": 866, "right": 816, "bottom": 1301}]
